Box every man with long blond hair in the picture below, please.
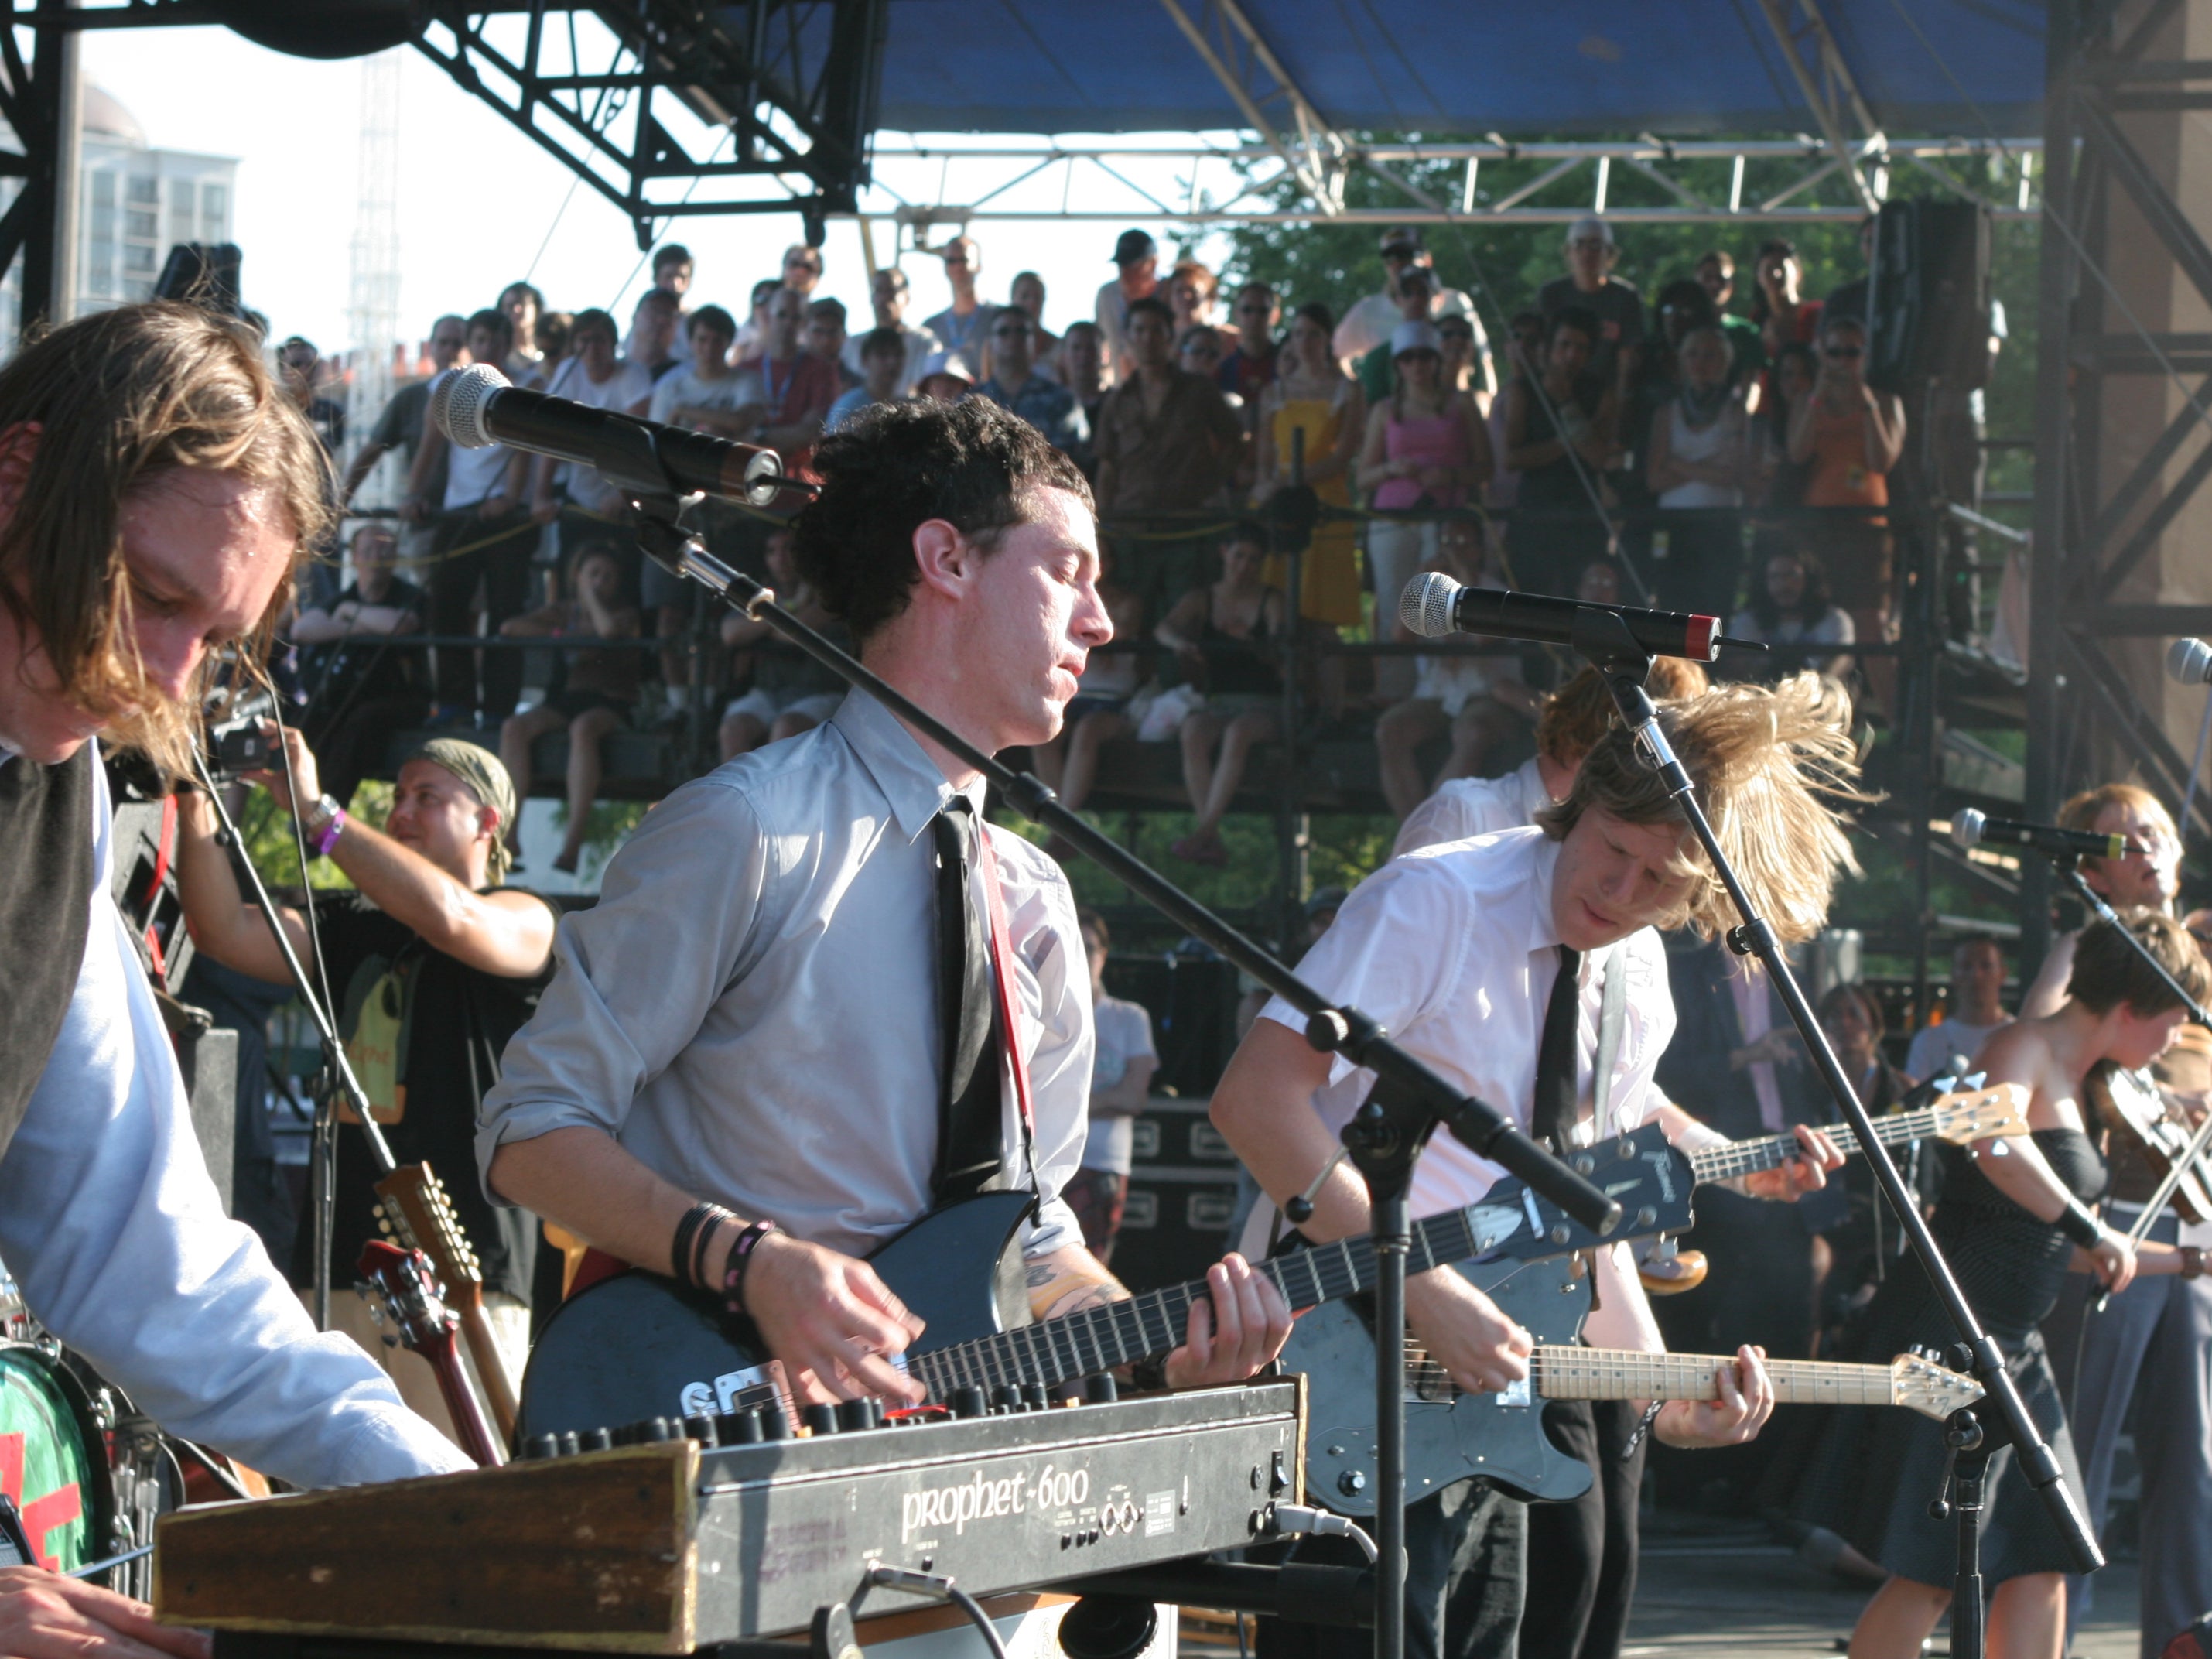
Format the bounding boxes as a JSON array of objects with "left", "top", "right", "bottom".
[
  {"left": 0, "top": 305, "right": 467, "bottom": 1659},
  {"left": 1213, "top": 672, "right": 1867, "bottom": 1659}
]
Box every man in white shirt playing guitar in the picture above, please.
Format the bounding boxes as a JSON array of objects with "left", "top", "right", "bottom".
[{"left": 1214, "top": 672, "right": 1864, "bottom": 1659}]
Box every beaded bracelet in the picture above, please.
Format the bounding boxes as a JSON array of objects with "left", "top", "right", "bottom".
[
  {"left": 723, "top": 1220, "right": 780, "bottom": 1317},
  {"left": 2056, "top": 1198, "right": 2104, "bottom": 1251}
]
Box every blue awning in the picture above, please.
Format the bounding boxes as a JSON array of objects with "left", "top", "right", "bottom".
[{"left": 867, "top": 0, "right": 2044, "bottom": 138}]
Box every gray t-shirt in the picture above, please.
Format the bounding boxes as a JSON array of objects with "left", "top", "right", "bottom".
[{"left": 1080, "top": 993, "right": 1157, "bottom": 1176}]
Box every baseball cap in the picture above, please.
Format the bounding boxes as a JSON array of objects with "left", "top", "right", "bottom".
[
  {"left": 1567, "top": 214, "right": 1615, "bottom": 247},
  {"left": 1112, "top": 229, "right": 1157, "bottom": 265},
  {"left": 1380, "top": 227, "right": 1423, "bottom": 257}
]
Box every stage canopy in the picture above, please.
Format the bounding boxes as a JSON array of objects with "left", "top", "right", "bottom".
[{"left": 867, "top": 0, "right": 2044, "bottom": 139}]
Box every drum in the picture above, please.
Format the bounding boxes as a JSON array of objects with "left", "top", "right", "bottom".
[{"left": 0, "top": 1340, "right": 176, "bottom": 1597}]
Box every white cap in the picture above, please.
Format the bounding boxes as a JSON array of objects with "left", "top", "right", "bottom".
[
  {"left": 1566, "top": 214, "right": 1615, "bottom": 246},
  {"left": 1390, "top": 320, "right": 1441, "bottom": 358}
]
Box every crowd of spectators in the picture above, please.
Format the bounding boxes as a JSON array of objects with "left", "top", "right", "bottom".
[{"left": 279, "top": 207, "right": 1970, "bottom": 861}]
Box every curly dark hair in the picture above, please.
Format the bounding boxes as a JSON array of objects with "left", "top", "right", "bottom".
[{"left": 790, "top": 399, "right": 1093, "bottom": 643}]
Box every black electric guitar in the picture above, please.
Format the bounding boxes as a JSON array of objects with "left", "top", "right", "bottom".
[
  {"left": 1297, "top": 1254, "right": 1984, "bottom": 1514},
  {"left": 515, "top": 1123, "right": 1698, "bottom": 1440}
]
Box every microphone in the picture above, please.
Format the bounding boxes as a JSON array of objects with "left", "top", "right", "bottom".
[
  {"left": 428, "top": 364, "right": 791, "bottom": 508},
  {"left": 2168, "top": 638, "right": 2212, "bottom": 686},
  {"left": 1399, "top": 573, "right": 1728, "bottom": 663},
  {"left": 1950, "top": 808, "right": 2125, "bottom": 862}
]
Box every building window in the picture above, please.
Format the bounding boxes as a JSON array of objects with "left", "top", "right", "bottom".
[
  {"left": 125, "top": 208, "right": 156, "bottom": 240},
  {"left": 90, "top": 171, "right": 112, "bottom": 208},
  {"left": 124, "top": 243, "right": 155, "bottom": 275},
  {"left": 168, "top": 178, "right": 193, "bottom": 246},
  {"left": 201, "top": 182, "right": 227, "bottom": 238},
  {"left": 126, "top": 176, "right": 156, "bottom": 204}
]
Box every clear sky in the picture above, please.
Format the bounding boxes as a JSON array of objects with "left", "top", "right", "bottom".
[{"left": 78, "top": 26, "right": 1240, "bottom": 360}]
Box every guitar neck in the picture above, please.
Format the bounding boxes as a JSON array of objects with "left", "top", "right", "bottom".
[
  {"left": 1685, "top": 1105, "right": 1944, "bottom": 1185},
  {"left": 1529, "top": 1346, "right": 1900, "bottom": 1409},
  {"left": 905, "top": 1206, "right": 1496, "bottom": 1401}
]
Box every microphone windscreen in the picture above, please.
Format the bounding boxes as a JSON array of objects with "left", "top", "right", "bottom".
[
  {"left": 2167, "top": 637, "right": 2212, "bottom": 686},
  {"left": 1950, "top": 808, "right": 1986, "bottom": 850},
  {"left": 1401, "top": 571, "right": 1459, "bottom": 639},
  {"left": 431, "top": 363, "right": 511, "bottom": 449}
]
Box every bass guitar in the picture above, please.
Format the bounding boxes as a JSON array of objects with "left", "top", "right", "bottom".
[
  {"left": 1299, "top": 1253, "right": 1984, "bottom": 1513},
  {"left": 515, "top": 1122, "right": 1698, "bottom": 1441}
]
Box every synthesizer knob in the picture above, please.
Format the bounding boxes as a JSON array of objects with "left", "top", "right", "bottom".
[
  {"left": 1337, "top": 1469, "right": 1367, "bottom": 1497},
  {"left": 642, "top": 1417, "right": 675, "bottom": 1442},
  {"left": 761, "top": 1405, "right": 789, "bottom": 1440},
  {"left": 716, "top": 1408, "right": 763, "bottom": 1444},
  {"left": 1083, "top": 1373, "right": 1119, "bottom": 1405},
  {"left": 523, "top": 1433, "right": 559, "bottom": 1461},
  {"left": 949, "top": 1386, "right": 988, "bottom": 1420},
  {"left": 557, "top": 1431, "right": 581, "bottom": 1458},
  {"left": 803, "top": 1403, "right": 840, "bottom": 1437},
  {"left": 1021, "top": 1384, "right": 1049, "bottom": 1411},
  {"left": 684, "top": 1414, "right": 719, "bottom": 1445},
  {"left": 579, "top": 1428, "right": 612, "bottom": 1452},
  {"left": 835, "top": 1399, "right": 876, "bottom": 1435},
  {"left": 990, "top": 1385, "right": 1021, "bottom": 1414}
]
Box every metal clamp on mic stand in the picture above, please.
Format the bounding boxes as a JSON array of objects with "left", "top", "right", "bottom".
[
  {"left": 1564, "top": 607, "right": 2101, "bottom": 1659},
  {"left": 615, "top": 487, "right": 1624, "bottom": 1659}
]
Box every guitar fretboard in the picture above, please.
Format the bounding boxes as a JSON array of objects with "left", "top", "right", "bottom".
[
  {"left": 1528, "top": 1347, "right": 1899, "bottom": 1409},
  {"left": 1682, "top": 1104, "right": 1951, "bottom": 1185},
  {"left": 906, "top": 1198, "right": 1521, "bottom": 1401}
]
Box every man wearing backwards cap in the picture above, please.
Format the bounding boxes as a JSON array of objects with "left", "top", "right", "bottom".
[
  {"left": 1095, "top": 227, "right": 1161, "bottom": 383},
  {"left": 177, "top": 731, "right": 559, "bottom": 1450}
]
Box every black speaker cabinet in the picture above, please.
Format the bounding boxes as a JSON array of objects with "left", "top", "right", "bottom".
[{"left": 1867, "top": 200, "right": 1992, "bottom": 393}]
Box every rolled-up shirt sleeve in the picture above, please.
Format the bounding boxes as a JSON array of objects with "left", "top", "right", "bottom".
[
  {"left": 477, "top": 777, "right": 773, "bottom": 1192},
  {"left": 0, "top": 874, "right": 466, "bottom": 1487}
]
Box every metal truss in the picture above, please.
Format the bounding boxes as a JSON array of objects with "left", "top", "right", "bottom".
[
  {"left": 2025, "top": 0, "right": 2210, "bottom": 963},
  {"left": 410, "top": 2, "right": 888, "bottom": 248},
  {"left": 1154, "top": 0, "right": 1347, "bottom": 214},
  {"left": 864, "top": 135, "right": 2041, "bottom": 245},
  {"left": 1752, "top": 0, "right": 1888, "bottom": 211}
]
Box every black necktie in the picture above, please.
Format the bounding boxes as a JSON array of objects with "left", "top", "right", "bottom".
[
  {"left": 1531, "top": 944, "right": 1582, "bottom": 1150},
  {"left": 932, "top": 802, "right": 1005, "bottom": 1200}
]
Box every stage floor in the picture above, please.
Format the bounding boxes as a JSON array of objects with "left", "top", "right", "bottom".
[{"left": 1626, "top": 1525, "right": 2142, "bottom": 1657}]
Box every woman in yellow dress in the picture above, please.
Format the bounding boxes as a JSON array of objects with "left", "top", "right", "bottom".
[{"left": 1253, "top": 302, "right": 1366, "bottom": 633}]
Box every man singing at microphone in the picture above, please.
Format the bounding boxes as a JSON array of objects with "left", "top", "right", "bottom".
[
  {"left": 0, "top": 304, "right": 469, "bottom": 1659},
  {"left": 1212, "top": 673, "right": 1863, "bottom": 1659},
  {"left": 478, "top": 399, "right": 1291, "bottom": 1407}
]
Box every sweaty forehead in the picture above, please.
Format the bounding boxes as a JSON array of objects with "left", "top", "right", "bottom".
[{"left": 121, "top": 472, "right": 295, "bottom": 624}]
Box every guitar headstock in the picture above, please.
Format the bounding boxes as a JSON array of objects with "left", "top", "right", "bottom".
[
  {"left": 372, "top": 1161, "right": 484, "bottom": 1294},
  {"left": 356, "top": 1239, "right": 460, "bottom": 1355},
  {"left": 1479, "top": 1124, "right": 1697, "bottom": 1261},
  {"left": 1889, "top": 1350, "right": 1986, "bottom": 1421},
  {"left": 1927, "top": 1083, "right": 2031, "bottom": 1145}
]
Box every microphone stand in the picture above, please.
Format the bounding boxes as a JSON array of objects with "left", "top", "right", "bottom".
[
  {"left": 187, "top": 748, "right": 398, "bottom": 1326},
  {"left": 617, "top": 494, "right": 1626, "bottom": 1659},
  {"left": 1567, "top": 608, "right": 2101, "bottom": 1659}
]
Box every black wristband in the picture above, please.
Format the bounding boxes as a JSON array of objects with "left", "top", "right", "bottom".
[
  {"left": 671, "top": 1202, "right": 735, "bottom": 1288},
  {"left": 722, "top": 1221, "right": 779, "bottom": 1318},
  {"left": 2057, "top": 1198, "right": 2104, "bottom": 1251}
]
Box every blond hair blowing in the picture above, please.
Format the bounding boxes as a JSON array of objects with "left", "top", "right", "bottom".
[
  {"left": 1537, "top": 672, "right": 1872, "bottom": 942},
  {"left": 0, "top": 303, "right": 328, "bottom": 776}
]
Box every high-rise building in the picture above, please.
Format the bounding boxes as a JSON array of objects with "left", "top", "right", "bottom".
[{"left": 77, "top": 84, "right": 238, "bottom": 313}]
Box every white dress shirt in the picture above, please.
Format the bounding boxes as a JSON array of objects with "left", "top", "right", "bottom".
[
  {"left": 478, "top": 690, "right": 1091, "bottom": 1261},
  {"left": 1393, "top": 757, "right": 1556, "bottom": 858},
  {"left": 1259, "top": 828, "right": 1674, "bottom": 1350},
  {"left": 0, "top": 751, "right": 469, "bottom": 1488}
]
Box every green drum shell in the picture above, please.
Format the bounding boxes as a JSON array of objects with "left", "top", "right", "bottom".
[{"left": 0, "top": 1343, "right": 108, "bottom": 1573}]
